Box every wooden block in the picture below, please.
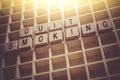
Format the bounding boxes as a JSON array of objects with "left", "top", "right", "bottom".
[
  {"left": 35, "top": 33, "right": 48, "bottom": 47},
  {"left": 4, "top": 40, "right": 18, "bottom": 52},
  {"left": 18, "top": 37, "right": 32, "bottom": 50},
  {"left": 97, "top": 20, "right": 113, "bottom": 32},
  {"left": 81, "top": 23, "right": 96, "bottom": 36},
  {"left": 64, "top": 16, "right": 78, "bottom": 27},
  {"left": 20, "top": 27, "right": 33, "bottom": 38},
  {"left": 66, "top": 26, "right": 79, "bottom": 40},
  {"left": 48, "top": 20, "right": 63, "bottom": 31},
  {"left": 35, "top": 23, "right": 48, "bottom": 34},
  {"left": 49, "top": 30, "right": 63, "bottom": 44}
]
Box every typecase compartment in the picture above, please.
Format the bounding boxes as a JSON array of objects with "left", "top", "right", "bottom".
[
  {"left": 52, "top": 56, "right": 66, "bottom": 70},
  {"left": 0, "top": 7, "right": 10, "bottom": 16},
  {"left": 88, "top": 63, "right": 106, "bottom": 78},
  {"left": 13, "top": 0, "right": 22, "bottom": 5},
  {"left": 99, "top": 32, "right": 117, "bottom": 45},
  {"left": 19, "top": 63, "right": 32, "bottom": 77},
  {"left": 103, "top": 45, "right": 120, "bottom": 59},
  {"left": 113, "top": 18, "right": 120, "bottom": 29},
  {"left": 17, "top": 77, "right": 32, "bottom": 80},
  {"left": 37, "top": 7, "right": 48, "bottom": 16},
  {"left": 0, "top": 34, "right": 6, "bottom": 45},
  {"left": 85, "top": 49, "right": 102, "bottom": 63},
  {"left": 3, "top": 66, "right": 16, "bottom": 80},
  {"left": 1, "top": 0, "right": 11, "bottom": 8},
  {"left": 110, "top": 7, "right": 120, "bottom": 18},
  {"left": 11, "top": 12, "right": 21, "bottom": 22},
  {"left": 35, "top": 46, "right": 49, "bottom": 59},
  {"left": 70, "top": 66, "right": 87, "bottom": 80},
  {"left": 64, "top": 9, "right": 76, "bottom": 18},
  {"left": 107, "top": 59, "right": 120, "bottom": 74},
  {"left": 36, "top": 15, "right": 48, "bottom": 24},
  {"left": 0, "top": 15, "right": 9, "bottom": 25},
  {"left": 67, "top": 39, "right": 82, "bottom": 52},
  {"left": 35, "top": 59, "right": 49, "bottom": 73},
  {"left": 52, "top": 70, "right": 67, "bottom": 80},
  {"left": 0, "top": 24, "right": 7, "bottom": 34},
  {"left": 4, "top": 52, "right": 17, "bottom": 66},
  {"left": 20, "top": 50, "right": 33, "bottom": 63},
  {"left": 107, "top": 0, "right": 120, "bottom": 8},
  {"left": 34, "top": 73, "right": 50, "bottom": 80},
  {"left": 24, "top": 1, "right": 34, "bottom": 10},
  {"left": 50, "top": 12, "right": 62, "bottom": 21},
  {"left": 78, "top": 5, "right": 91, "bottom": 15},
  {"left": 24, "top": 9, "right": 34, "bottom": 19},
  {"left": 12, "top": 5, "right": 22, "bottom": 13},
  {"left": 23, "top": 18, "right": 34, "bottom": 27},
  {"left": 8, "top": 31, "right": 20, "bottom": 41},
  {"left": 68, "top": 52, "right": 84, "bottom": 66},
  {"left": 83, "top": 35, "right": 99, "bottom": 49},
  {"left": 51, "top": 43, "right": 65, "bottom": 56},
  {"left": 10, "top": 21, "right": 21, "bottom": 31}
]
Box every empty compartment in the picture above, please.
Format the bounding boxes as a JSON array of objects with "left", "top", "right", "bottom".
[
  {"left": 107, "top": 0, "right": 120, "bottom": 8},
  {"left": 70, "top": 66, "right": 87, "bottom": 80},
  {"left": 113, "top": 18, "right": 120, "bottom": 29},
  {"left": 86, "top": 49, "right": 102, "bottom": 63},
  {"left": 94, "top": 11, "right": 109, "bottom": 22},
  {"left": 37, "top": 7, "right": 48, "bottom": 16},
  {"left": 99, "top": 32, "right": 117, "bottom": 45},
  {"left": 25, "top": 0, "right": 34, "bottom": 3},
  {"left": 8, "top": 31, "right": 19, "bottom": 41},
  {"left": 78, "top": 5, "right": 91, "bottom": 15},
  {"left": 79, "top": 14, "right": 93, "bottom": 25},
  {"left": 92, "top": 1, "right": 106, "bottom": 12},
  {"left": 52, "top": 56, "right": 66, "bottom": 70},
  {"left": 67, "top": 39, "right": 82, "bottom": 52},
  {"left": 51, "top": 43, "right": 65, "bottom": 56},
  {"left": 24, "top": 9, "right": 34, "bottom": 19},
  {"left": 1, "top": 0, "right": 11, "bottom": 8},
  {"left": 13, "top": 0, "right": 22, "bottom": 5},
  {"left": 0, "top": 34, "right": 6, "bottom": 45},
  {"left": 23, "top": 18, "right": 34, "bottom": 27},
  {"left": 52, "top": 70, "right": 67, "bottom": 80},
  {"left": 0, "top": 24, "right": 7, "bottom": 34},
  {"left": 50, "top": 12, "right": 62, "bottom": 21},
  {"left": 107, "top": 59, "right": 120, "bottom": 74},
  {"left": 76, "top": 0, "right": 89, "bottom": 6},
  {"left": 12, "top": 5, "right": 22, "bottom": 13},
  {"left": 64, "top": 9, "right": 76, "bottom": 18},
  {"left": 35, "top": 73, "right": 50, "bottom": 80},
  {"left": 63, "top": 0, "right": 74, "bottom": 9},
  {"left": 110, "top": 7, "right": 120, "bottom": 18},
  {"left": 118, "top": 31, "right": 120, "bottom": 40},
  {"left": 68, "top": 52, "right": 84, "bottom": 66},
  {"left": 103, "top": 45, "right": 120, "bottom": 59},
  {"left": 17, "top": 77, "right": 32, "bottom": 80},
  {"left": 0, "top": 45, "right": 4, "bottom": 55},
  {"left": 88, "top": 63, "right": 106, "bottom": 78},
  {"left": 50, "top": 4, "right": 61, "bottom": 12},
  {"left": 37, "top": 0, "right": 46, "bottom": 7},
  {"left": 0, "top": 16, "right": 9, "bottom": 25},
  {"left": 35, "top": 59, "right": 49, "bottom": 73},
  {"left": 4, "top": 52, "right": 17, "bottom": 66},
  {"left": 11, "top": 13, "right": 21, "bottom": 22},
  {"left": 0, "top": 7, "right": 10, "bottom": 16},
  {"left": 19, "top": 63, "right": 32, "bottom": 77},
  {"left": 35, "top": 46, "right": 49, "bottom": 59},
  {"left": 110, "top": 75, "right": 120, "bottom": 80},
  {"left": 24, "top": 2, "right": 34, "bottom": 10},
  {"left": 83, "top": 35, "right": 99, "bottom": 49},
  {"left": 36, "top": 15, "right": 48, "bottom": 24},
  {"left": 20, "top": 50, "right": 33, "bottom": 63},
  {"left": 10, "top": 21, "right": 21, "bottom": 31},
  {"left": 3, "top": 66, "right": 16, "bottom": 80}
]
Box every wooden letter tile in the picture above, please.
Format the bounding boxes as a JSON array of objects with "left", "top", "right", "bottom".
[
  {"left": 48, "top": 20, "right": 63, "bottom": 31},
  {"left": 20, "top": 27, "right": 33, "bottom": 38},
  {"left": 18, "top": 37, "right": 32, "bottom": 50},
  {"left": 49, "top": 30, "right": 63, "bottom": 44},
  {"left": 64, "top": 16, "right": 78, "bottom": 27},
  {"left": 4, "top": 40, "right": 18, "bottom": 52},
  {"left": 35, "top": 23, "right": 48, "bottom": 34},
  {"left": 81, "top": 23, "right": 97, "bottom": 36},
  {"left": 66, "top": 26, "right": 79, "bottom": 40},
  {"left": 35, "top": 33, "right": 48, "bottom": 47},
  {"left": 97, "top": 19, "right": 113, "bottom": 32}
]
